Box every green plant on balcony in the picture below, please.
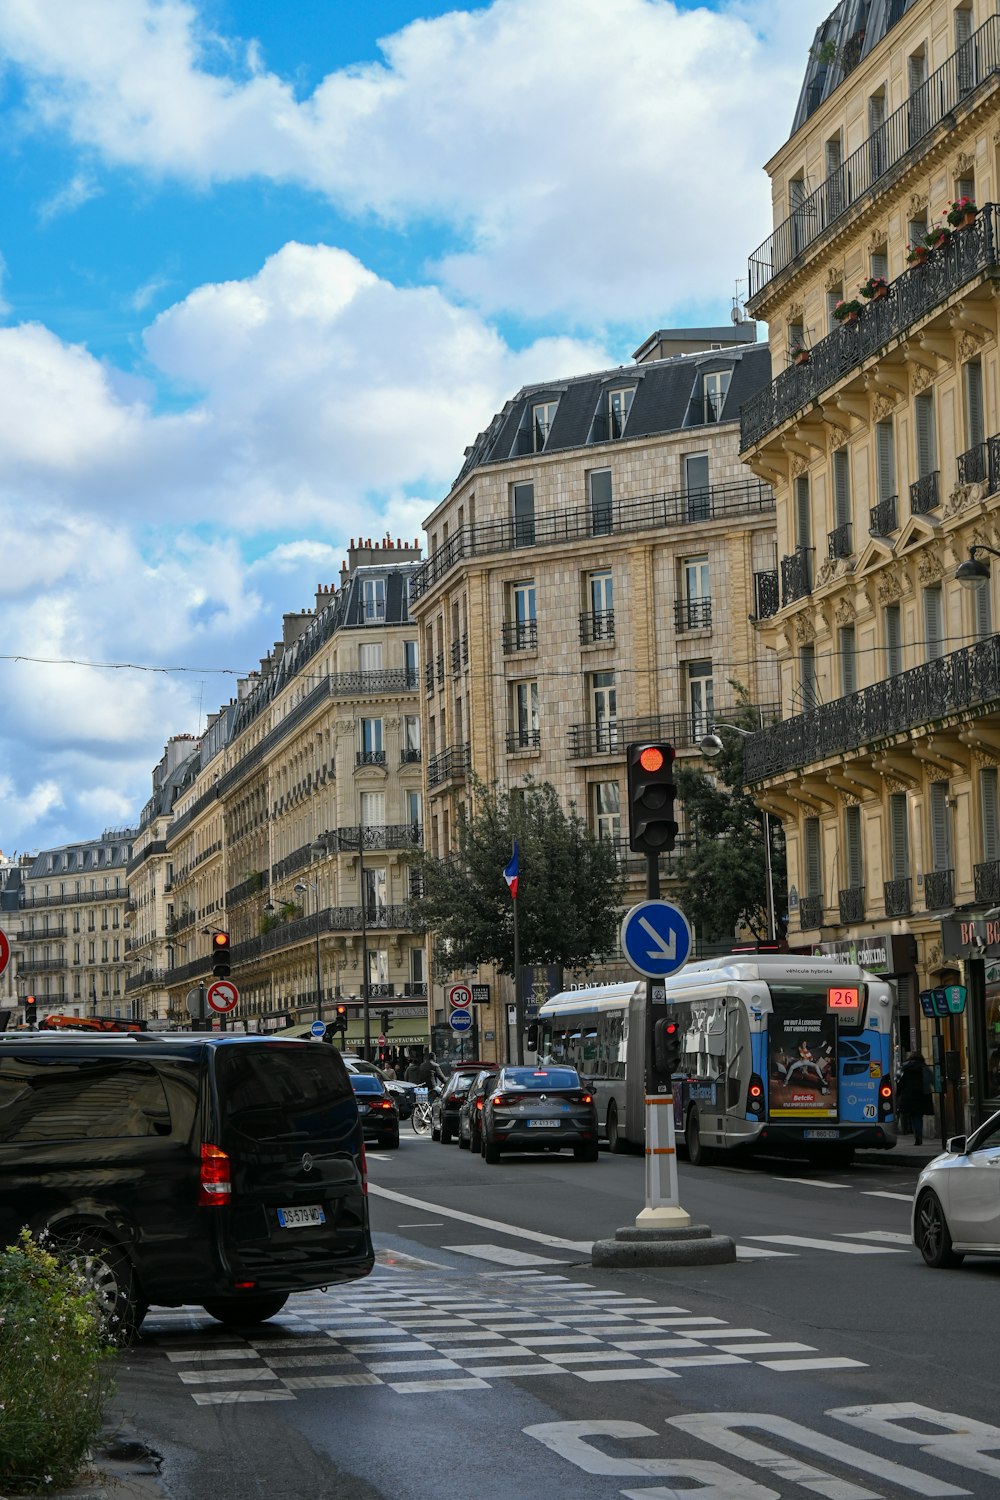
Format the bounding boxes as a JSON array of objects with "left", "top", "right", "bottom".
[
  {"left": 947, "top": 196, "right": 978, "bottom": 228},
  {"left": 923, "top": 222, "right": 952, "bottom": 251},
  {"left": 789, "top": 342, "right": 811, "bottom": 366},
  {"left": 859, "top": 275, "right": 888, "bottom": 300},
  {"left": 832, "top": 297, "right": 863, "bottom": 324},
  {"left": 906, "top": 240, "right": 931, "bottom": 265}
]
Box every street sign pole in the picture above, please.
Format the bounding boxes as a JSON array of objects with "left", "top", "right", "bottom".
[{"left": 640, "top": 853, "right": 688, "bottom": 1232}]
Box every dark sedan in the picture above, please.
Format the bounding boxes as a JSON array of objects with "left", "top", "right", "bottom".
[
  {"left": 431, "top": 1063, "right": 490, "bottom": 1144},
  {"left": 349, "top": 1073, "right": 400, "bottom": 1148},
  {"left": 480, "top": 1066, "right": 599, "bottom": 1163},
  {"left": 458, "top": 1069, "right": 498, "bottom": 1152}
]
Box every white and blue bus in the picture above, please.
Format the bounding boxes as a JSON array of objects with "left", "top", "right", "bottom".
[{"left": 537, "top": 955, "right": 897, "bottom": 1166}]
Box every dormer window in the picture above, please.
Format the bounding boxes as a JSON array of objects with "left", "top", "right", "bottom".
[
  {"left": 362, "top": 577, "right": 386, "bottom": 621},
  {"left": 702, "top": 370, "right": 731, "bottom": 423},
  {"left": 532, "top": 400, "right": 558, "bottom": 452},
  {"left": 608, "top": 387, "right": 634, "bottom": 439}
]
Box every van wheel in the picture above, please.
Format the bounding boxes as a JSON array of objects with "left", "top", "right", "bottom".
[
  {"left": 202, "top": 1293, "right": 289, "bottom": 1327},
  {"left": 61, "top": 1232, "right": 145, "bottom": 1345},
  {"left": 686, "top": 1109, "right": 708, "bottom": 1166},
  {"left": 606, "top": 1101, "right": 628, "bottom": 1155}
]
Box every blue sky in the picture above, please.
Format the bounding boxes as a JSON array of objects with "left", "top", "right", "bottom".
[{"left": 0, "top": 0, "right": 825, "bottom": 853}]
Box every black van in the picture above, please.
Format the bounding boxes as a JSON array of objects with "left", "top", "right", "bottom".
[{"left": 0, "top": 1032, "right": 374, "bottom": 1337}]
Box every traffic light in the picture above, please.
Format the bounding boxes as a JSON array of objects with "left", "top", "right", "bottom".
[
  {"left": 654, "top": 1017, "right": 682, "bottom": 1076},
  {"left": 626, "top": 742, "right": 678, "bottom": 855},
  {"left": 380, "top": 1010, "right": 391, "bottom": 1037},
  {"left": 211, "top": 931, "right": 232, "bottom": 978},
  {"left": 333, "top": 1003, "right": 348, "bottom": 1036},
  {"left": 24, "top": 995, "right": 36, "bottom": 1028}
]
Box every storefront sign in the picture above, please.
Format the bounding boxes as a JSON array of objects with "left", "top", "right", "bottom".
[
  {"left": 919, "top": 985, "right": 967, "bottom": 1018},
  {"left": 812, "top": 933, "right": 916, "bottom": 974},
  {"left": 941, "top": 916, "right": 1000, "bottom": 960}
]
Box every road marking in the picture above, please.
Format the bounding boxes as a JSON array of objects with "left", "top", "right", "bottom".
[
  {"left": 192, "top": 1389, "right": 296, "bottom": 1405},
  {"left": 397, "top": 1221, "right": 445, "bottom": 1228},
  {"left": 837, "top": 1229, "right": 913, "bottom": 1245},
  {"left": 743, "top": 1234, "right": 906, "bottom": 1254},
  {"left": 772, "top": 1176, "right": 852, "bottom": 1189},
  {"left": 388, "top": 1377, "right": 489, "bottom": 1393},
  {"left": 758, "top": 1356, "right": 868, "bottom": 1371},
  {"left": 368, "top": 1183, "right": 593, "bottom": 1252},
  {"left": 441, "top": 1243, "right": 569, "bottom": 1267},
  {"left": 716, "top": 1341, "right": 817, "bottom": 1355},
  {"left": 862, "top": 1189, "right": 913, "bottom": 1201},
  {"left": 575, "top": 1367, "right": 681, "bottom": 1382},
  {"left": 736, "top": 1245, "right": 795, "bottom": 1259}
]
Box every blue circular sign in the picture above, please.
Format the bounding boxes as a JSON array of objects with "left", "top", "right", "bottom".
[
  {"left": 310, "top": 1020, "right": 327, "bottom": 1037},
  {"left": 449, "top": 1007, "right": 473, "bottom": 1032},
  {"left": 620, "top": 900, "right": 693, "bottom": 979}
]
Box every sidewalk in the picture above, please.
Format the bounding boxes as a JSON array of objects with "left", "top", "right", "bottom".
[
  {"left": 10, "top": 1426, "right": 167, "bottom": 1500},
  {"left": 858, "top": 1137, "right": 946, "bottom": 1169}
]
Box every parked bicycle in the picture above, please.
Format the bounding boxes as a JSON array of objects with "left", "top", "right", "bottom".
[{"left": 410, "top": 1087, "right": 432, "bottom": 1134}]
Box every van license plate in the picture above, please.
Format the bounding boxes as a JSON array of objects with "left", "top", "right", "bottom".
[
  {"left": 277, "top": 1205, "right": 326, "bottom": 1228},
  {"left": 526, "top": 1119, "right": 560, "bottom": 1128},
  {"left": 804, "top": 1129, "right": 839, "bottom": 1140}
]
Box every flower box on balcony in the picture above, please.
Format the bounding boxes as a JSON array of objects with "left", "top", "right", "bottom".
[
  {"left": 833, "top": 298, "right": 863, "bottom": 324},
  {"left": 790, "top": 345, "right": 811, "bottom": 366},
  {"left": 947, "top": 197, "right": 978, "bottom": 229},
  {"left": 859, "top": 276, "right": 888, "bottom": 301}
]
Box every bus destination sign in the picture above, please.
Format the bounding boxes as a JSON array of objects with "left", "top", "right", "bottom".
[{"left": 826, "top": 986, "right": 861, "bottom": 1018}]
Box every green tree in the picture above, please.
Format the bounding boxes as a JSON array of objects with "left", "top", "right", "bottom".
[
  {"left": 672, "top": 704, "right": 786, "bottom": 945},
  {"left": 410, "top": 777, "right": 624, "bottom": 976}
]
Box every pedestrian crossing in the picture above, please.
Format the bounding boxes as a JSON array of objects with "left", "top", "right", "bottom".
[{"left": 143, "top": 1263, "right": 866, "bottom": 1404}]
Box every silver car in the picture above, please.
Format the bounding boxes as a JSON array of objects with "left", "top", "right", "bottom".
[{"left": 913, "top": 1109, "right": 1000, "bottom": 1267}]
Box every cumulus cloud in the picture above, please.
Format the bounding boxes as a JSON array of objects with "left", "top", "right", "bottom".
[{"left": 0, "top": 0, "right": 823, "bottom": 322}]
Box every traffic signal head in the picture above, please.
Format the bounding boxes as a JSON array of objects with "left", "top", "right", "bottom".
[
  {"left": 654, "top": 1017, "right": 682, "bottom": 1076},
  {"left": 25, "top": 995, "right": 36, "bottom": 1026},
  {"left": 334, "top": 1003, "right": 348, "bottom": 1035},
  {"left": 211, "top": 931, "right": 232, "bottom": 978},
  {"left": 626, "top": 742, "right": 678, "bottom": 854},
  {"left": 380, "top": 1009, "right": 391, "bottom": 1035}
]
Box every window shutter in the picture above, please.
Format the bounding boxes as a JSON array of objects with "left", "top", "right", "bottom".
[
  {"left": 924, "top": 585, "right": 943, "bottom": 661},
  {"left": 955, "top": 6, "right": 973, "bottom": 47},
  {"left": 890, "top": 793, "right": 910, "bottom": 879},
  {"left": 840, "top": 625, "right": 857, "bottom": 695},
  {"left": 975, "top": 577, "right": 993, "bottom": 641},
  {"left": 966, "top": 360, "right": 984, "bottom": 448},
  {"left": 804, "top": 818, "right": 822, "bottom": 896},
  {"left": 833, "top": 450, "right": 851, "bottom": 529},
  {"left": 795, "top": 475, "right": 811, "bottom": 550},
  {"left": 915, "top": 392, "right": 936, "bottom": 478},
  {"left": 930, "top": 781, "right": 952, "bottom": 870},
  {"left": 845, "top": 807, "right": 863, "bottom": 890},
  {"left": 799, "top": 644, "right": 817, "bottom": 709},
  {"left": 870, "top": 250, "right": 888, "bottom": 281},
  {"left": 885, "top": 603, "right": 902, "bottom": 676},
  {"left": 876, "top": 421, "right": 895, "bottom": 502},
  {"left": 981, "top": 768, "right": 1000, "bottom": 863}
]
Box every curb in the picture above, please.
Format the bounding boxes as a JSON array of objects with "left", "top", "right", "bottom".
[{"left": 16, "top": 1430, "right": 166, "bottom": 1500}]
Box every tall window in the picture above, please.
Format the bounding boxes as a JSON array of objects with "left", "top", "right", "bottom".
[
  {"left": 804, "top": 818, "right": 822, "bottom": 898},
  {"left": 833, "top": 449, "right": 851, "bottom": 533},
  {"left": 799, "top": 643, "right": 818, "bottom": 710},
  {"left": 683, "top": 556, "right": 710, "bottom": 630},
  {"left": 794, "top": 475, "right": 812, "bottom": 589},
  {"left": 956, "top": 6, "right": 975, "bottom": 89},
  {"left": 825, "top": 131, "right": 844, "bottom": 216},
  {"left": 974, "top": 572, "right": 993, "bottom": 642},
  {"left": 929, "top": 781, "right": 953, "bottom": 873},
  {"left": 360, "top": 718, "right": 384, "bottom": 757},
  {"left": 404, "top": 639, "right": 418, "bottom": 683},
  {"left": 403, "top": 715, "right": 420, "bottom": 756},
  {"left": 589, "top": 470, "right": 613, "bottom": 536},
  {"left": 868, "top": 91, "right": 886, "bottom": 178},
  {"left": 591, "top": 671, "right": 617, "bottom": 751},
  {"left": 981, "top": 768, "right": 1000, "bottom": 863},
  {"left": 512, "top": 481, "right": 535, "bottom": 547},
  {"left": 359, "top": 642, "right": 383, "bottom": 672},
  {"left": 409, "top": 946, "right": 425, "bottom": 989},
  {"left": 532, "top": 400, "right": 557, "bottom": 451},
  {"left": 908, "top": 49, "right": 928, "bottom": 141},
  {"left": 586, "top": 569, "right": 614, "bottom": 642},
  {"left": 363, "top": 867, "right": 387, "bottom": 914},
  {"left": 362, "top": 577, "right": 386, "bottom": 621},
  {"left": 790, "top": 175, "right": 808, "bottom": 253},
  {"left": 608, "top": 387, "right": 635, "bottom": 438},
  {"left": 684, "top": 453, "right": 710, "bottom": 522},
  {"left": 827, "top": 283, "right": 844, "bottom": 333},
  {"left": 884, "top": 602, "right": 902, "bottom": 676},
  {"left": 965, "top": 359, "right": 984, "bottom": 451},
  {"left": 889, "top": 792, "right": 910, "bottom": 880},
  {"left": 367, "top": 950, "right": 389, "bottom": 986},
  {"left": 593, "top": 782, "right": 621, "bottom": 843},
  {"left": 876, "top": 420, "right": 896, "bottom": 505},
  {"left": 839, "top": 625, "right": 857, "bottom": 696},
  {"left": 512, "top": 680, "right": 539, "bottom": 748},
  {"left": 702, "top": 370, "right": 730, "bottom": 423},
  {"left": 869, "top": 244, "right": 888, "bottom": 282},
  {"left": 510, "top": 580, "right": 536, "bottom": 651},
  {"left": 844, "top": 806, "right": 864, "bottom": 891},
  {"left": 687, "top": 659, "right": 714, "bottom": 737},
  {"left": 923, "top": 584, "right": 944, "bottom": 661},
  {"left": 914, "top": 391, "right": 937, "bottom": 479}
]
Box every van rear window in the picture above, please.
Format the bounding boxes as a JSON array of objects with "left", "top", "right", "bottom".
[{"left": 217, "top": 1045, "right": 353, "bottom": 1142}]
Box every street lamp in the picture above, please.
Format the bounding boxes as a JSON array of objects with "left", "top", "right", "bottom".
[
  {"left": 699, "top": 721, "right": 778, "bottom": 944},
  {"left": 293, "top": 879, "right": 323, "bottom": 1019},
  {"left": 955, "top": 543, "right": 1000, "bottom": 590}
]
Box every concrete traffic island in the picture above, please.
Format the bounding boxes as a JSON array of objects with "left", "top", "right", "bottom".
[{"left": 592, "top": 1222, "right": 736, "bottom": 1267}]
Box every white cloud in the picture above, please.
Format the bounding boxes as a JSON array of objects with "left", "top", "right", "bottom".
[
  {"left": 38, "top": 169, "right": 99, "bottom": 222},
  {"left": 0, "top": 0, "right": 826, "bottom": 321}
]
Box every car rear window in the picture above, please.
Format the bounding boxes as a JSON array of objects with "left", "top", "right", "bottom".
[
  {"left": 216, "top": 1043, "right": 353, "bottom": 1142},
  {"left": 503, "top": 1067, "right": 580, "bottom": 1091},
  {"left": 0, "top": 1056, "right": 172, "bottom": 1143},
  {"left": 350, "top": 1075, "right": 385, "bottom": 1095}
]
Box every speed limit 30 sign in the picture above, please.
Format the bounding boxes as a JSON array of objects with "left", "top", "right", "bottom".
[{"left": 448, "top": 984, "right": 472, "bottom": 1010}]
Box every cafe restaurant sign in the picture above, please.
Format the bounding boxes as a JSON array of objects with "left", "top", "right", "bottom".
[
  {"left": 812, "top": 932, "right": 916, "bottom": 974},
  {"left": 941, "top": 915, "right": 1000, "bottom": 961}
]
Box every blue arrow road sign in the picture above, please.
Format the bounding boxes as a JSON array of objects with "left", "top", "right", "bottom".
[
  {"left": 620, "top": 900, "right": 693, "bottom": 979},
  {"left": 449, "top": 1007, "right": 473, "bottom": 1032},
  {"left": 310, "top": 1020, "right": 327, "bottom": 1037}
]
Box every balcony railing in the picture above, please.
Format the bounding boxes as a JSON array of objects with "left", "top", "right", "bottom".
[
  {"left": 747, "top": 14, "right": 1000, "bottom": 304},
  {"left": 674, "top": 598, "right": 712, "bottom": 632},
  {"left": 975, "top": 858, "right": 1000, "bottom": 904},
  {"left": 435, "top": 653, "right": 445, "bottom": 685},
  {"left": 924, "top": 868, "right": 954, "bottom": 910},
  {"left": 742, "top": 206, "right": 999, "bottom": 451},
  {"left": 579, "top": 609, "right": 615, "bottom": 645},
  {"left": 884, "top": 877, "right": 912, "bottom": 918},
  {"left": 17, "top": 959, "right": 64, "bottom": 975},
  {"left": 450, "top": 640, "right": 462, "bottom": 675},
  {"left": 409, "top": 478, "right": 774, "bottom": 600},
  {"left": 16, "top": 926, "right": 67, "bottom": 941},
  {"left": 502, "top": 620, "right": 538, "bottom": 653},
  {"left": 744, "top": 635, "right": 1000, "bottom": 785},
  {"left": 869, "top": 495, "right": 898, "bottom": 537},
  {"left": 426, "top": 743, "right": 470, "bottom": 789},
  {"left": 910, "top": 471, "right": 940, "bottom": 516},
  {"left": 506, "top": 728, "right": 541, "bottom": 752},
  {"left": 337, "top": 824, "right": 423, "bottom": 852},
  {"left": 798, "top": 894, "right": 824, "bottom": 931},
  {"left": 781, "top": 549, "right": 812, "bottom": 606},
  {"left": 958, "top": 431, "right": 1000, "bottom": 490},
  {"left": 424, "top": 663, "right": 434, "bottom": 694},
  {"left": 568, "top": 702, "right": 780, "bottom": 760},
  {"left": 329, "top": 668, "right": 418, "bottom": 697},
  {"left": 754, "top": 570, "right": 779, "bottom": 620},
  {"left": 828, "top": 522, "right": 853, "bottom": 560},
  {"left": 400, "top": 746, "right": 421, "bottom": 764},
  {"left": 356, "top": 750, "right": 387, "bottom": 768},
  {"left": 838, "top": 886, "right": 865, "bottom": 924}
]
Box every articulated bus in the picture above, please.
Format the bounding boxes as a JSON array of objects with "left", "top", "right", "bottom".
[{"left": 537, "top": 955, "right": 897, "bottom": 1165}]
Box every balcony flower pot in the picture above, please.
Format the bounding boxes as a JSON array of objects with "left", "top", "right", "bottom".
[
  {"left": 924, "top": 224, "right": 951, "bottom": 251},
  {"left": 859, "top": 276, "right": 888, "bottom": 301},
  {"left": 789, "top": 345, "right": 811, "bottom": 367},
  {"left": 906, "top": 242, "right": 931, "bottom": 266},
  {"left": 947, "top": 197, "right": 977, "bottom": 229},
  {"left": 833, "top": 298, "right": 863, "bottom": 325}
]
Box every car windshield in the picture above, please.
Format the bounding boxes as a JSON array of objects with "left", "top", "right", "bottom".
[
  {"left": 502, "top": 1067, "right": 580, "bottom": 1091},
  {"left": 350, "top": 1075, "right": 386, "bottom": 1096}
]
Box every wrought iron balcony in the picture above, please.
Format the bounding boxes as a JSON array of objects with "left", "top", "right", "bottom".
[
  {"left": 506, "top": 728, "right": 541, "bottom": 752},
  {"left": 424, "top": 663, "right": 435, "bottom": 694},
  {"left": 568, "top": 702, "right": 779, "bottom": 760},
  {"left": 744, "top": 635, "right": 1000, "bottom": 785},
  {"left": 403, "top": 982, "right": 428, "bottom": 998},
  {"left": 747, "top": 14, "right": 1000, "bottom": 305},
  {"left": 869, "top": 496, "right": 898, "bottom": 537},
  {"left": 910, "top": 471, "right": 940, "bottom": 516},
  {"left": 754, "top": 569, "right": 779, "bottom": 620},
  {"left": 674, "top": 598, "right": 712, "bottom": 633},
  {"left": 400, "top": 746, "right": 421, "bottom": 764},
  {"left": 781, "top": 548, "right": 812, "bottom": 606},
  {"left": 742, "top": 206, "right": 1000, "bottom": 451},
  {"left": 958, "top": 431, "right": 1000, "bottom": 490},
  {"left": 798, "top": 894, "right": 824, "bottom": 930},
  {"left": 838, "top": 886, "right": 865, "bottom": 924},
  {"left": 328, "top": 668, "right": 418, "bottom": 697},
  {"left": 409, "top": 478, "right": 774, "bottom": 601},
  {"left": 924, "top": 869, "right": 954, "bottom": 910},
  {"left": 450, "top": 640, "right": 462, "bottom": 675},
  {"left": 16, "top": 926, "right": 67, "bottom": 942},
  {"left": 356, "top": 750, "right": 387, "bottom": 768},
  {"left": 975, "top": 858, "right": 1000, "bottom": 904},
  {"left": 435, "top": 653, "right": 445, "bottom": 684},
  {"left": 579, "top": 609, "right": 615, "bottom": 645},
  {"left": 502, "top": 620, "right": 538, "bottom": 653},
  {"left": 17, "top": 959, "right": 64, "bottom": 974},
  {"left": 337, "top": 824, "right": 423, "bottom": 852},
  {"left": 426, "top": 743, "right": 470, "bottom": 789},
  {"left": 828, "top": 522, "right": 853, "bottom": 560},
  {"left": 884, "top": 877, "right": 912, "bottom": 918}
]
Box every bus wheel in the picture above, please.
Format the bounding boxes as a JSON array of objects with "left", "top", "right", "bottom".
[
  {"left": 606, "top": 1101, "right": 628, "bottom": 1155},
  {"left": 686, "top": 1109, "right": 708, "bottom": 1166}
]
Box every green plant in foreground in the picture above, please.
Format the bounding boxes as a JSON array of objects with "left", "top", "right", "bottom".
[{"left": 0, "top": 1231, "right": 116, "bottom": 1494}]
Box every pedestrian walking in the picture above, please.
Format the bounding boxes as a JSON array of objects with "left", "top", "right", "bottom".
[{"left": 896, "top": 1051, "right": 933, "bottom": 1145}]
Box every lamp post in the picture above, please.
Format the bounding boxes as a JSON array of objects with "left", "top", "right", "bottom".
[
  {"left": 699, "top": 720, "right": 778, "bottom": 944},
  {"left": 955, "top": 543, "right": 1000, "bottom": 590},
  {"left": 293, "top": 879, "right": 323, "bottom": 1019}
]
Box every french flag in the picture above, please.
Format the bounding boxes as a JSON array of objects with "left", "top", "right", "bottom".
[{"left": 503, "top": 842, "right": 519, "bottom": 900}]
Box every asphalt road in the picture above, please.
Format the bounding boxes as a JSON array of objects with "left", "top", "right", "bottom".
[{"left": 111, "top": 1136, "right": 1000, "bottom": 1500}]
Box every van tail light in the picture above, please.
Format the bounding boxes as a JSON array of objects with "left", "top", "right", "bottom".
[
  {"left": 360, "top": 1143, "right": 368, "bottom": 1196},
  {"left": 198, "top": 1143, "right": 232, "bottom": 1206},
  {"left": 747, "top": 1075, "right": 765, "bottom": 1119},
  {"left": 879, "top": 1079, "right": 894, "bottom": 1120}
]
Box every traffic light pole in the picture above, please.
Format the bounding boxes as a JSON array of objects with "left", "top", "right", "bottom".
[{"left": 639, "top": 851, "right": 690, "bottom": 1232}]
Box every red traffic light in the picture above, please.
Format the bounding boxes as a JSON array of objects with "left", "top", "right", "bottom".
[
  {"left": 212, "top": 932, "right": 229, "bottom": 950},
  {"left": 639, "top": 746, "right": 665, "bottom": 772},
  {"left": 664, "top": 1021, "right": 678, "bottom": 1035},
  {"left": 211, "top": 931, "right": 231, "bottom": 978}
]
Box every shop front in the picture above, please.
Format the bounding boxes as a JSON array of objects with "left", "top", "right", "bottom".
[
  {"left": 939, "top": 915, "right": 1000, "bottom": 1130},
  {"left": 812, "top": 931, "right": 918, "bottom": 1044}
]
